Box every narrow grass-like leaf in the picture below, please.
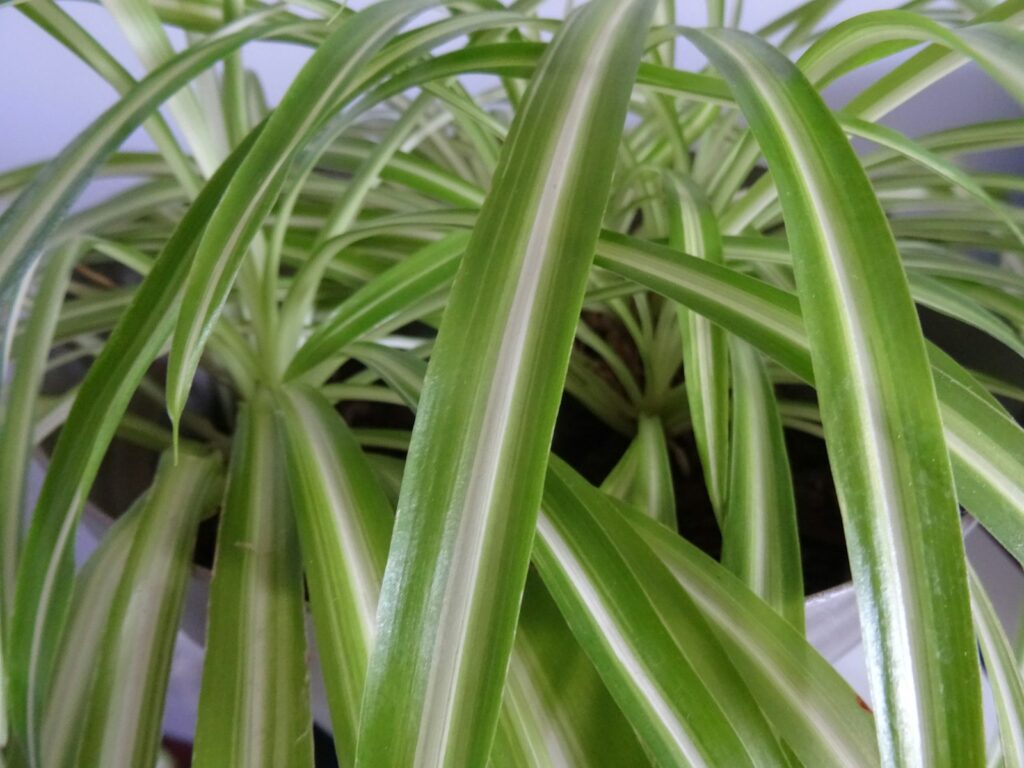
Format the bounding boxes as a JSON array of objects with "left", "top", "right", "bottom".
[
  {"left": 597, "top": 233, "right": 1024, "bottom": 573},
  {"left": 537, "top": 456, "right": 787, "bottom": 767},
  {"left": 357, "top": 3, "right": 657, "bottom": 763},
  {"left": 969, "top": 566, "right": 1024, "bottom": 768},
  {"left": 684, "top": 27, "right": 981, "bottom": 765},
  {"left": 0, "top": 7, "right": 290, "bottom": 296},
  {"left": 275, "top": 379, "right": 640, "bottom": 766},
  {"left": 77, "top": 450, "right": 220, "bottom": 768},
  {"left": 722, "top": 338, "right": 804, "bottom": 633},
  {"left": 934, "top": 368, "right": 1024, "bottom": 565},
  {"left": 6, "top": 129, "right": 260, "bottom": 755},
  {"left": 274, "top": 385, "right": 392, "bottom": 764},
  {"left": 665, "top": 173, "right": 730, "bottom": 521},
  {"left": 601, "top": 414, "right": 676, "bottom": 530},
  {"left": 40, "top": 510, "right": 140, "bottom": 768},
  {"left": 624, "top": 506, "right": 879, "bottom": 767},
  {"left": 166, "top": 0, "right": 439, "bottom": 426},
  {"left": 287, "top": 231, "right": 467, "bottom": 380},
  {"left": 290, "top": 217, "right": 1024, "bottom": 567},
  {"left": 100, "top": 0, "right": 224, "bottom": 175},
  {"left": 193, "top": 391, "right": 313, "bottom": 768},
  {"left": 0, "top": 243, "right": 78, "bottom": 623},
  {"left": 492, "top": 574, "right": 648, "bottom": 768},
  {"left": 17, "top": 0, "right": 200, "bottom": 195},
  {"left": 347, "top": 342, "right": 429, "bottom": 412}
]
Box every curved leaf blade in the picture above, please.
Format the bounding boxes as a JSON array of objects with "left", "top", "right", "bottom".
[
  {"left": 77, "top": 450, "right": 220, "bottom": 768},
  {"left": 356, "top": 2, "right": 658, "bottom": 764},
  {"left": 274, "top": 385, "right": 392, "bottom": 764},
  {"left": 665, "top": 173, "right": 730, "bottom": 521},
  {"left": 722, "top": 339, "right": 804, "bottom": 633},
  {"left": 683, "top": 27, "right": 981, "bottom": 766},
  {"left": 6, "top": 128, "right": 261, "bottom": 757},
  {"left": 537, "top": 457, "right": 787, "bottom": 767}
]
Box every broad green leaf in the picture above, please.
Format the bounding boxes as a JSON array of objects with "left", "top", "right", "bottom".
[
  {"left": 684, "top": 27, "right": 981, "bottom": 766},
  {"left": 166, "top": 0, "right": 440, "bottom": 427},
  {"left": 6, "top": 128, "right": 262, "bottom": 755},
  {"left": 625, "top": 506, "right": 879, "bottom": 767},
  {"left": 40, "top": 511, "right": 139, "bottom": 768},
  {"left": 600, "top": 413, "right": 676, "bottom": 530},
  {"left": 722, "top": 338, "right": 804, "bottom": 633},
  {"left": 0, "top": 243, "right": 78, "bottom": 624},
  {"left": 274, "top": 385, "right": 392, "bottom": 764},
  {"left": 969, "top": 566, "right": 1024, "bottom": 768},
  {"left": 665, "top": 172, "right": 730, "bottom": 521},
  {"left": 537, "top": 456, "right": 787, "bottom": 767},
  {"left": 356, "top": 2, "right": 657, "bottom": 764},
  {"left": 77, "top": 450, "right": 220, "bottom": 768},
  {"left": 193, "top": 391, "right": 313, "bottom": 768}
]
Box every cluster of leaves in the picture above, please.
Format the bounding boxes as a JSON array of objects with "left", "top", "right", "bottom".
[{"left": 1, "top": 0, "right": 1023, "bottom": 766}]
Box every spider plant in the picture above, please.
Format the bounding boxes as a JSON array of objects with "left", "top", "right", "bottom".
[{"left": 1, "top": 0, "right": 1023, "bottom": 765}]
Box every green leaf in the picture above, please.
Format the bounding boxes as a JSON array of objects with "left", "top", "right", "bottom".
[
  {"left": 684, "top": 27, "right": 981, "bottom": 765},
  {"left": 0, "top": 243, "right": 79, "bottom": 624},
  {"left": 597, "top": 232, "right": 1024, "bottom": 577},
  {"left": 99, "top": 0, "right": 225, "bottom": 175},
  {"left": 273, "top": 384, "right": 392, "bottom": 764},
  {"left": 356, "top": 3, "right": 657, "bottom": 764},
  {"left": 0, "top": 6, "right": 290, "bottom": 297},
  {"left": 969, "top": 566, "right": 1024, "bottom": 768},
  {"left": 665, "top": 172, "right": 730, "bottom": 521},
  {"left": 287, "top": 213, "right": 1024, "bottom": 577},
  {"left": 193, "top": 391, "right": 313, "bottom": 768},
  {"left": 287, "top": 231, "right": 468, "bottom": 381},
  {"left": 40, "top": 509, "right": 141, "bottom": 768},
  {"left": 933, "top": 367, "right": 1024, "bottom": 566},
  {"left": 536, "top": 456, "right": 787, "bottom": 767},
  {"left": 492, "top": 573, "right": 649, "bottom": 768},
  {"left": 625, "top": 505, "right": 879, "bottom": 767},
  {"left": 722, "top": 338, "right": 804, "bottom": 633},
  {"left": 16, "top": 0, "right": 200, "bottom": 195},
  {"left": 601, "top": 413, "right": 676, "bottom": 530},
  {"left": 347, "top": 342, "right": 429, "bottom": 412},
  {"left": 166, "top": 0, "right": 440, "bottom": 427},
  {"left": 6, "top": 127, "right": 261, "bottom": 757},
  {"left": 77, "top": 450, "right": 220, "bottom": 768}
]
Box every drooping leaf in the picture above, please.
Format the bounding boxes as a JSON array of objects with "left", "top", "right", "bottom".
[
  {"left": 357, "top": 3, "right": 658, "bottom": 763},
  {"left": 684, "top": 27, "right": 981, "bottom": 765},
  {"left": 6, "top": 128, "right": 262, "bottom": 756},
  {"left": 537, "top": 456, "right": 787, "bottom": 766}
]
